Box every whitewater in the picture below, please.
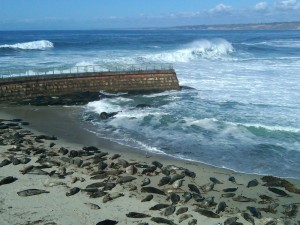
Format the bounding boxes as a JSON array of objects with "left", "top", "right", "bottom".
[{"left": 0, "top": 30, "right": 299, "bottom": 179}]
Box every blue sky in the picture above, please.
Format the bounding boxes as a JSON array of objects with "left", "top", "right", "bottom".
[{"left": 0, "top": 0, "right": 300, "bottom": 30}]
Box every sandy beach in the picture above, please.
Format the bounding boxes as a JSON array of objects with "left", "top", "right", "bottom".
[{"left": 0, "top": 104, "right": 299, "bottom": 225}]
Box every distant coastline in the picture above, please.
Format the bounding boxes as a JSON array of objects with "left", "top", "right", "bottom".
[{"left": 165, "top": 21, "right": 300, "bottom": 30}]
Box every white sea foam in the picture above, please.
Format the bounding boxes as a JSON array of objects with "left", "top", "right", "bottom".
[
  {"left": 0, "top": 40, "right": 54, "bottom": 50},
  {"left": 242, "top": 40, "right": 300, "bottom": 48},
  {"left": 143, "top": 39, "right": 234, "bottom": 63}
]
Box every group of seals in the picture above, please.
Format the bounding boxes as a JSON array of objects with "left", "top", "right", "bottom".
[{"left": 0, "top": 117, "right": 299, "bottom": 225}]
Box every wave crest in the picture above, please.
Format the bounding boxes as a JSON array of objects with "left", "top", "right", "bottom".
[
  {"left": 0, "top": 40, "right": 54, "bottom": 50},
  {"left": 146, "top": 38, "right": 234, "bottom": 63}
]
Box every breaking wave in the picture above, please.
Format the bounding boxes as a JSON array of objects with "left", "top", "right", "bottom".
[
  {"left": 144, "top": 39, "right": 234, "bottom": 63},
  {"left": 0, "top": 40, "right": 54, "bottom": 50}
]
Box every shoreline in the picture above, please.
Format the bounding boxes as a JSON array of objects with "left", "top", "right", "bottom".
[
  {"left": 1, "top": 104, "right": 299, "bottom": 225},
  {"left": 1, "top": 104, "right": 299, "bottom": 182}
]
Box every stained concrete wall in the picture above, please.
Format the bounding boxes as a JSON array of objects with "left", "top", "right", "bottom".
[{"left": 0, "top": 69, "right": 179, "bottom": 102}]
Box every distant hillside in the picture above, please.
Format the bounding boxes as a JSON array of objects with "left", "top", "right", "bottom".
[{"left": 169, "top": 22, "right": 300, "bottom": 30}]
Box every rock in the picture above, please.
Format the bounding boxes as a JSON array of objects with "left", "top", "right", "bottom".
[{"left": 100, "top": 112, "right": 118, "bottom": 120}]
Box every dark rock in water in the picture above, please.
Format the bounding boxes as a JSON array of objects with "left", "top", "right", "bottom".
[
  {"left": 0, "top": 159, "right": 11, "bottom": 167},
  {"left": 126, "top": 212, "right": 151, "bottom": 218},
  {"left": 136, "top": 104, "right": 151, "bottom": 108},
  {"left": 247, "top": 179, "right": 259, "bottom": 188},
  {"left": 100, "top": 112, "right": 118, "bottom": 120},
  {"left": 66, "top": 187, "right": 80, "bottom": 196},
  {"left": 17, "top": 189, "right": 49, "bottom": 197},
  {"left": 96, "top": 219, "right": 118, "bottom": 225},
  {"left": 21, "top": 121, "right": 30, "bottom": 126},
  {"left": 16, "top": 92, "right": 101, "bottom": 106},
  {"left": 0, "top": 176, "right": 18, "bottom": 186}
]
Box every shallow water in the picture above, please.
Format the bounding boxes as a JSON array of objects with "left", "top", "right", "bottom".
[{"left": 1, "top": 30, "right": 299, "bottom": 178}]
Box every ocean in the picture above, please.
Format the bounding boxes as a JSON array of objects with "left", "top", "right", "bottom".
[{"left": 0, "top": 30, "right": 300, "bottom": 179}]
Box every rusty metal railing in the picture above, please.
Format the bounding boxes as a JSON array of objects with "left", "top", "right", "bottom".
[{"left": 0, "top": 63, "right": 173, "bottom": 79}]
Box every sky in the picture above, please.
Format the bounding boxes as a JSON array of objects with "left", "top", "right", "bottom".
[{"left": 0, "top": 0, "right": 300, "bottom": 30}]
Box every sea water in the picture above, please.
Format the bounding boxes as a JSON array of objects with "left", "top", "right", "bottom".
[{"left": 1, "top": 30, "right": 299, "bottom": 179}]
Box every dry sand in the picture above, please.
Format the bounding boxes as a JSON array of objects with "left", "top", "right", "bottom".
[{"left": 0, "top": 105, "right": 299, "bottom": 225}]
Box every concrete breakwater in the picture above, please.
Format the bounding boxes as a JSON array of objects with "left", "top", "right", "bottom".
[{"left": 0, "top": 65, "right": 180, "bottom": 103}]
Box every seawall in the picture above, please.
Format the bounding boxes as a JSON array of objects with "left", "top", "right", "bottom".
[{"left": 0, "top": 69, "right": 179, "bottom": 102}]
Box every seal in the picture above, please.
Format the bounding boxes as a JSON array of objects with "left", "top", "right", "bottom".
[
  {"left": 188, "top": 184, "right": 200, "bottom": 194},
  {"left": 178, "top": 214, "right": 193, "bottom": 223},
  {"left": 149, "top": 204, "right": 170, "bottom": 210},
  {"left": 126, "top": 212, "right": 151, "bottom": 218},
  {"left": 176, "top": 207, "right": 188, "bottom": 215},
  {"left": 17, "top": 189, "right": 49, "bottom": 197},
  {"left": 141, "top": 186, "right": 166, "bottom": 196},
  {"left": 151, "top": 217, "right": 176, "bottom": 225},
  {"left": 141, "top": 178, "right": 151, "bottom": 186},
  {"left": 169, "top": 193, "right": 180, "bottom": 205},
  {"left": 66, "top": 187, "right": 80, "bottom": 196},
  {"left": 194, "top": 208, "right": 220, "bottom": 218},
  {"left": 141, "top": 194, "right": 153, "bottom": 202},
  {"left": 158, "top": 176, "right": 171, "bottom": 186},
  {"left": 164, "top": 205, "right": 176, "bottom": 216},
  {"left": 96, "top": 219, "right": 118, "bottom": 225},
  {"left": 0, "top": 176, "right": 17, "bottom": 186}
]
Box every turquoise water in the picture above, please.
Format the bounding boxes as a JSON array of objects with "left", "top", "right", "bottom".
[{"left": 1, "top": 30, "right": 300, "bottom": 178}]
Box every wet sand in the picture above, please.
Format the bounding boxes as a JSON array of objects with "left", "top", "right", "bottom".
[{"left": 0, "top": 105, "right": 299, "bottom": 225}]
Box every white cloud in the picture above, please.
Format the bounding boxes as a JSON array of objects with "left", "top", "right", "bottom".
[
  {"left": 255, "top": 2, "right": 268, "bottom": 10},
  {"left": 275, "top": 0, "right": 300, "bottom": 10},
  {"left": 209, "top": 4, "right": 232, "bottom": 13}
]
